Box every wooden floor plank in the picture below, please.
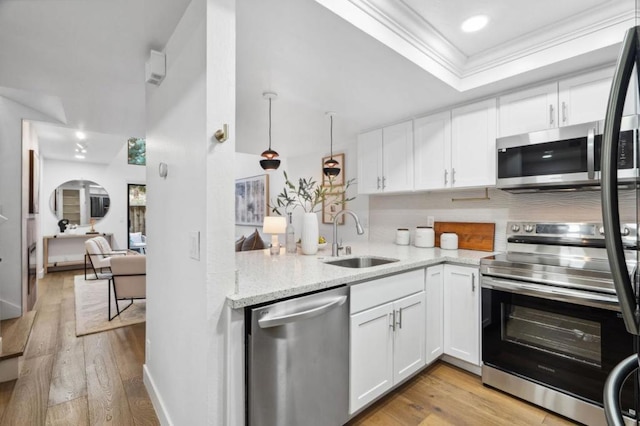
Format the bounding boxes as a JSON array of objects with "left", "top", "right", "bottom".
[
  {"left": 23, "top": 308, "right": 61, "bottom": 359},
  {"left": 1, "top": 354, "right": 54, "bottom": 425},
  {"left": 122, "top": 377, "right": 160, "bottom": 426},
  {"left": 108, "top": 326, "right": 145, "bottom": 382},
  {"left": 0, "top": 380, "right": 16, "bottom": 422},
  {"left": 48, "top": 347, "right": 87, "bottom": 406},
  {"left": 84, "top": 332, "right": 134, "bottom": 425},
  {"left": 45, "top": 397, "right": 89, "bottom": 426}
]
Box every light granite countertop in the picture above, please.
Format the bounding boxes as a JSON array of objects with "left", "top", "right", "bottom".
[{"left": 227, "top": 242, "right": 497, "bottom": 309}]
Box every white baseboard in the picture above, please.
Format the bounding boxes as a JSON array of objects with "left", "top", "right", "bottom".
[
  {"left": 441, "top": 354, "right": 482, "bottom": 376},
  {"left": 0, "top": 357, "right": 19, "bottom": 383},
  {"left": 0, "top": 299, "right": 21, "bottom": 320},
  {"left": 143, "top": 364, "right": 173, "bottom": 426}
]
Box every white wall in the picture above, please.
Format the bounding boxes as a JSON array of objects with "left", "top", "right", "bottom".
[
  {"left": 369, "top": 188, "right": 637, "bottom": 251},
  {"left": 144, "top": 0, "right": 237, "bottom": 424},
  {"left": 39, "top": 143, "right": 145, "bottom": 271},
  {"left": 0, "top": 96, "right": 59, "bottom": 319}
]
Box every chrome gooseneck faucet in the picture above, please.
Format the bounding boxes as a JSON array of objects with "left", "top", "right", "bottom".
[{"left": 332, "top": 209, "right": 365, "bottom": 256}]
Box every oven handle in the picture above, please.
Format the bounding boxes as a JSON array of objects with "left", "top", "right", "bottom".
[{"left": 481, "top": 275, "right": 621, "bottom": 311}]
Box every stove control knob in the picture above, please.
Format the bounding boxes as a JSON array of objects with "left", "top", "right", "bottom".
[
  {"left": 524, "top": 224, "right": 534, "bottom": 233},
  {"left": 511, "top": 224, "right": 520, "bottom": 233},
  {"left": 621, "top": 227, "right": 630, "bottom": 236},
  {"left": 599, "top": 227, "right": 605, "bottom": 235}
]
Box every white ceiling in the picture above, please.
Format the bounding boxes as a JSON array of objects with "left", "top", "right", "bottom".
[{"left": 0, "top": 0, "right": 633, "bottom": 161}]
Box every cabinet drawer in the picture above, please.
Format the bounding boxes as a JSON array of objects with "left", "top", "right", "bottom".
[{"left": 350, "top": 269, "right": 425, "bottom": 314}]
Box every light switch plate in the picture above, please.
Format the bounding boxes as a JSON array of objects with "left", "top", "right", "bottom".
[
  {"left": 427, "top": 216, "right": 434, "bottom": 227},
  {"left": 189, "top": 231, "right": 200, "bottom": 260}
]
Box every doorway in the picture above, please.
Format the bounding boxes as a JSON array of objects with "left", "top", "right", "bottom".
[{"left": 128, "top": 184, "right": 146, "bottom": 252}]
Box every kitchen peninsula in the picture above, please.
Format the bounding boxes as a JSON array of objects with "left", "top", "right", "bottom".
[{"left": 228, "top": 242, "right": 491, "bottom": 308}]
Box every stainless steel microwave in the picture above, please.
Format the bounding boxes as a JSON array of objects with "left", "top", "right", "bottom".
[{"left": 496, "top": 115, "right": 638, "bottom": 192}]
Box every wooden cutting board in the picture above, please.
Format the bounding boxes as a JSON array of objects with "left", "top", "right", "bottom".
[{"left": 434, "top": 221, "right": 495, "bottom": 252}]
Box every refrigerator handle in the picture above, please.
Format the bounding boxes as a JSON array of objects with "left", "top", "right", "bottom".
[
  {"left": 601, "top": 25, "right": 640, "bottom": 335},
  {"left": 258, "top": 295, "right": 347, "bottom": 328},
  {"left": 587, "top": 127, "right": 595, "bottom": 179}
]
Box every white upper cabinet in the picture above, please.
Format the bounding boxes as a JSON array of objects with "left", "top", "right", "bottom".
[
  {"left": 382, "top": 121, "right": 414, "bottom": 193},
  {"left": 450, "top": 99, "right": 497, "bottom": 188},
  {"left": 498, "top": 67, "right": 639, "bottom": 138},
  {"left": 357, "top": 129, "right": 383, "bottom": 194},
  {"left": 414, "top": 111, "right": 452, "bottom": 191},
  {"left": 498, "top": 83, "right": 558, "bottom": 137},
  {"left": 357, "top": 121, "right": 413, "bottom": 194}
]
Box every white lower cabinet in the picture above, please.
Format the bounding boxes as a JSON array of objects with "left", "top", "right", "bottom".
[
  {"left": 349, "top": 270, "right": 425, "bottom": 414},
  {"left": 443, "top": 264, "right": 481, "bottom": 366},
  {"left": 425, "top": 264, "right": 444, "bottom": 364}
]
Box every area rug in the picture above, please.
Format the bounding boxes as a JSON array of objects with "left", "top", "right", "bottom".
[{"left": 74, "top": 275, "right": 145, "bottom": 337}]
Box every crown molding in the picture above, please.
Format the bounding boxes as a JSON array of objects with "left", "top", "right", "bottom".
[{"left": 314, "top": 0, "right": 636, "bottom": 91}]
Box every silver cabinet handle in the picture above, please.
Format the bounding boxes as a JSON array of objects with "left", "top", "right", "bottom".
[
  {"left": 258, "top": 296, "right": 347, "bottom": 328},
  {"left": 549, "top": 104, "right": 554, "bottom": 126},
  {"left": 377, "top": 177, "right": 381, "bottom": 190},
  {"left": 562, "top": 101, "right": 567, "bottom": 123},
  {"left": 396, "top": 309, "right": 402, "bottom": 329},
  {"left": 382, "top": 176, "right": 386, "bottom": 189},
  {"left": 389, "top": 310, "right": 396, "bottom": 331},
  {"left": 471, "top": 273, "right": 475, "bottom": 292},
  {"left": 587, "top": 127, "right": 595, "bottom": 179},
  {"left": 444, "top": 169, "right": 448, "bottom": 185},
  {"left": 452, "top": 168, "right": 456, "bottom": 185}
]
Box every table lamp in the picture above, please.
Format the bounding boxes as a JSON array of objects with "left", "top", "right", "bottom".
[{"left": 263, "top": 216, "right": 287, "bottom": 255}]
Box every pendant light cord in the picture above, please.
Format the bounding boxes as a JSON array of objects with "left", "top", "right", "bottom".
[
  {"left": 330, "top": 115, "right": 333, "bottom": 157},
  {"left": 268, "top": 98, "right": 272, "bottom": 150}
]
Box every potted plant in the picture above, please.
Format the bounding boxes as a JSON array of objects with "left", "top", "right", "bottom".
[{"left": 271, "top": 171, "right": 355, "bottom": 254}]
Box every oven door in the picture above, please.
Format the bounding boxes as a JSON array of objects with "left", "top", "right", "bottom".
[{"left": 482, "top": 280, "right": 636, "bottom": 414}]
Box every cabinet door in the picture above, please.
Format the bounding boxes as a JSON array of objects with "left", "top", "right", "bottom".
[
  {"left": 414, "top": 112, "right": 452, "bottom": 190},
  {"left": 443, "top": 265, "right": 480, "bottom": 366},
  {"left": 451, "top": 99, "right": 497, "bottom": 188},
  {"left": 559, "top": 68, "right": 614, "bottom": 126},
  {"left": 382, "top": 121, "right": 414, "bottom": 192},
  {"left": 497, "top": 83, "right": 558, "bottom": 137},
  {"left": 357, "top": 129, "right": 383, "bottom": 194},
  {"left": 425, "top": 265, "right": 444, "bottom": 364},
  {"left": 349, "top": 302, "right": 394, "bottom": 414},
  {"left": 392, "top": 292, "right": 425, "bottom": 383}
]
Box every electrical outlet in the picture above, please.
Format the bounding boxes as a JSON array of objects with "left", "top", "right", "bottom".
[
  {"left": 427, "top": 216, "right": 434, "bottom": 227},
  {"left": 189, "top": 231, "right": 200, "bottom": 260}
]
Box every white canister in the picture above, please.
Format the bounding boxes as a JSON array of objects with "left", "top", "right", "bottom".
[
  {"left": 395, "top": 228, "right": 410, "bottom": 245},
  {"left": 414, "top": 226, "right": 435, "bottom": 248},
  {"left": 440, "top": 233, "right": 458, "bottom": 250}
]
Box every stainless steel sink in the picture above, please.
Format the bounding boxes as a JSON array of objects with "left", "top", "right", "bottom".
[{"left": 324, "top": 256, "right": 399, "bottom": 268}]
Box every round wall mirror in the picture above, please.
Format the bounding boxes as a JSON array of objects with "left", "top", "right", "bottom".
[{"left": 49, "top": 180, "right": 110, "bottom": 226}]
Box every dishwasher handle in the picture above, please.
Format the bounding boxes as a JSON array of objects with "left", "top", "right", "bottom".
[{"left": 258, "top": 295, "right": 347, "bottom": 328}]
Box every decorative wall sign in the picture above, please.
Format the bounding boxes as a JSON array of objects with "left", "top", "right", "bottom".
[
  {"left": 321, "top": 153, "right": 345, "bottom": 186},
  {"left": 235, "top": 174, "right": 269, "bottom": 226},
  {"left": 322, "top": 192, "right": 345, "bottom": 225}
]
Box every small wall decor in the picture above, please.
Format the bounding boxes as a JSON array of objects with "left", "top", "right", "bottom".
[
  {"left": 235, "top": 174, "right": 269, "bottom": 226},
  {"left": 322, "top": 153, "right": 345, "bottom": 186},
  {"left": 28, "top": 149, "right": 39, "bottom": 214},
  {"left": 128, "top": 137, "right": 146, "bottom": 165},
  {"left": 322, "top": 192, "right": 345, "bottom": 224}
]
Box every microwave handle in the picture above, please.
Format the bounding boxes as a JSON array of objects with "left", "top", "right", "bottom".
[
  {"left": 601, "top": 25, "right": 639, "bottom": 335},
  {"left": 587, "top": 127, "right": 595, "bottom": 180}
]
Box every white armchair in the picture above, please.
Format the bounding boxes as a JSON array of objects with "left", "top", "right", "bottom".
[
  {"left": 109, "top": 254, "right": 146, "bottom": 320},
  {"left": 84, "top": 236, "right": 130, "bottom": 279},
  {"left": 129, "top": 232, "right": 147, "bottom": 253}
]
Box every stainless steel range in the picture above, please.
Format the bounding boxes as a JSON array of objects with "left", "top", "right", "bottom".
[{"left": 480, "top": 221, "right": 638, "bottom": 426}]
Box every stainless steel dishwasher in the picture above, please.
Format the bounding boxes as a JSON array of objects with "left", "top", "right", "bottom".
[{"left": 247, "top": 286, "right": 349, "bottom": 426}]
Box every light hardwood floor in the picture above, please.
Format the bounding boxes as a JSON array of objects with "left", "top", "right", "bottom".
[
  {"left": 2, "top": 271, "right": 578, "bottom": 426},
  {"left": 0, "top": 270, "right": 159, "bottom": 425}
]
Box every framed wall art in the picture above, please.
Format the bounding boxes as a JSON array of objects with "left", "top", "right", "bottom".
[
  {"left": 235, "top": 174, "right": 269, "bottom": 226},
  {"left": 321, "top": 153, "right": 345, "bottom": 187},
  {"left": 28, "top": 149, "right": 39, "bottom": 214},
  {"left": 322, "top": 192, "right": 345, "bottom": 225}
]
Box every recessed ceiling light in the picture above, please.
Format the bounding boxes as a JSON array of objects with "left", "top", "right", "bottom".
[
  {"left": 75, "top": 131, "right": 86, "bottom": 140},
  {"left": 74, "top": 154, "right": 85, "bottom": 159},
  {"left": 461, "top": 15, "right": 488, "bottom": 33}
]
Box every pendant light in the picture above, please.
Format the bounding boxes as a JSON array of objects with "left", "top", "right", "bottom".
[
  {"left": 260, "top": 92, "right": 280, "bottom": 170},
  {"left": 323, "top": 111, "right": 341, "bottom": 177}
]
